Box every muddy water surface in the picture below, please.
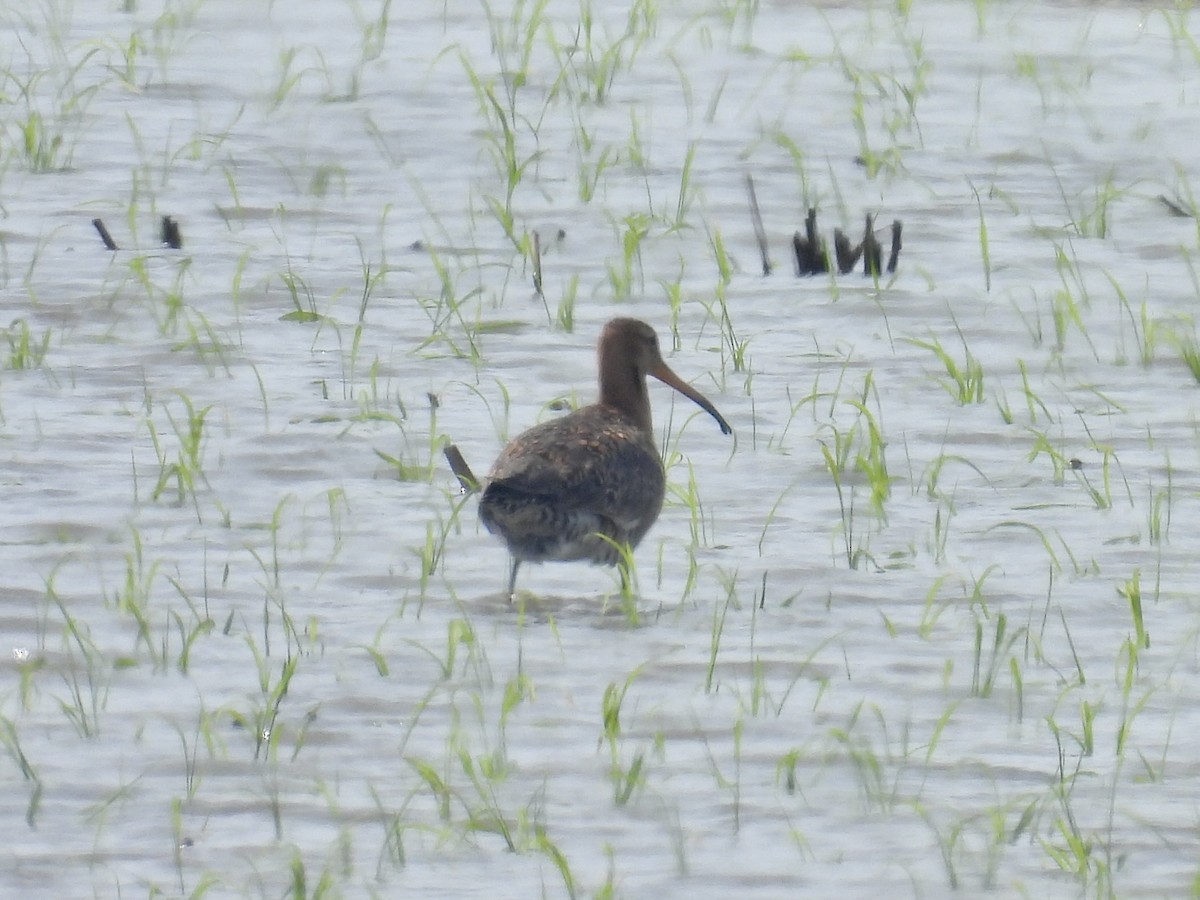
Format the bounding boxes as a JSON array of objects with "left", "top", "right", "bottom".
[{"left": 3, "top": 0, "right": 1200, "bottom": 896}]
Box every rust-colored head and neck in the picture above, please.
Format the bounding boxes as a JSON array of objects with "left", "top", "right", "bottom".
[{"left": 596, "top": 318, "right": 732, "bottom": 436}]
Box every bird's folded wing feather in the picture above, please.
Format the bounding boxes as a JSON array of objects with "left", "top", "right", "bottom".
[{"left": 487, "top": 415, "right": 661, "bottom": 522}]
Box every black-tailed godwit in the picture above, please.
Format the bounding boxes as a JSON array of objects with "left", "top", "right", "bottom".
[{"left": 479, "top": 318, "right": 731, "bottom": 599}]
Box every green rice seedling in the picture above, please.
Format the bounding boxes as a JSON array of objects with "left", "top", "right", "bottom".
[
  {"left": 905, "top": 333, "right": 984, "bottom": 404},
  {"left": 914, "top": 803, "right": 963, "bottom": 890},
  {"left": 970, "top": 610, "right": 1026, "bottom": 699},
  {"left": 824, "top": 703, "right": 895, "bottom": 812},
  {"left": 1147, "top": 454, "right": 1172, "bottom": 545},
  {"left": 1156, "top": 4, "right": 1200, "bottom": 65},
  {"left": 658, "top": 266, "right": 686, "bottom": 350},
  {"left": 168, "top": 595, "right": 215, "bottom": 676},
  {"left": 994, "top": 386, "right": 1014, "bottom": 424},
  {"left": 756, "top": 479, "right": 800, "bottom": 556},
  {"left": 324, "top": 0, "right": 394, "bottom": 101},
  {"left": 817, "top": 370, "right": 891, "bottom": 558},
  {"left": 1049, "top": 244, "right": 1099, "bottom": 358},
  {"left": 1169, "top": 323, "right": 1200, "bottom": 382},
  {"left": 412, "top": 499, "right": 468, "bottom": 601},
  {"left": 923, "top": 452, "right": 991, "bottom": 500},
  {"left": 835, "top": 57, "right": 910, "bottom": 180},
  {"left": 343, "top": 245, "right": 385, "bottom": 398},
  {"left": 970, "top": 182, "right": 992, "bottom": 292},
  {"left": 376, "top": 393, "right": 448, "bottom": 485},
  {"left": 147, "top": 392, "right": 213, "bottom": 519},
  {"left": 1026, "top": 427, "right": 1071, "bottom": 485},
  {"left": 606, "top": 212, "right": 650, "bottom": 299},
  {"left": 576, "top": 140, "right": 616, "bottom": 203},
  {"left": 1, "top": 318, "right": 51, "bottom": 370},
  {"left": 405, "top": 754, "right": 457, "bottom": 825},
  {"left": 277, "top": 266, "right": 327, "bottom": 324},
  {"left": 480, "top": 0, "right": 550, "bottom": 95},
  {"left": 0, "top": 716, "right": 38, "bottom": 783},
  {"left": 766, "top": 128, "right": 818, "bottom": 206},
  {"left": 18, "top": 224, "right": 66, "bottom": 300},
  {"left": 106, "top": 526, "right": 167, "bottom": 669},
  {"left": 462, "top": 378, "right": 513, "bottom": 445},
  {"left": 1104, "top": 272, "right": 1159, "bottom": 366},
  {"left": 170, "top": 715, "right": 208, "bottom": 801},
  {"left": 555, "top": 272, "right": 579, "bottom": 332},
  {"left": 0, "top": 715, "right": 42, "bottom": 826},
  {"left": 1016, "top": 360, "right": 1052, "bottom": 423},
  {"left": 548, "top": 0, "right": 643, "bottom": 105},
  {"left": 533, "top": 827, "right": 578, "bottom": 900},
  {"left": 693, "top": 712, "right": 744, "bottom": 833},
  {"left": 708, "top": 225, "right": 732, "bottom": 287},
  {"left": 102, "top": 29, "right": 144, "bottom": 91},
  {"left": 1010, "top": 290, "right": 1047, "bottom": 348},
  {"left": 776, "top": 746, "right": 807, "bottom": 796},
  {"left": 670, "top": 142, "right": 698, "bottom": 231},
  {"left": 848, "top": 390, "right": 891, "bottom": 520},
  {"left": 666, "top": 458, "right": 709, "bottom": 550},
  {"left": 916, "top": 578, "right": 955, "bottom": 633},
  {"left": 1052, "top": 167, "right": 1123, "bottom": 239},
  {"left": 1041, "top": 725, "right": 1111, "bottom": 894},
  {"left": 236, "top": 637, "right": 299, "bottom": 761},
  {"left": 284, "top": 850, "right": 338, "bottom": 897},
  {"left": 171, "top": 307, "right": 234, "bottom": 375},
  {"left": 1117, "top": 569, "right": 1149, "bottom": 649},
  {"left": 626, "top": 108, "right": 648, "bottom": 172},
  {"left": 1068, "top": 438, "right": 1130, "bottom": 510},
  {"left": 714, "top": 0, "right": 763, "bottom": 47},
  {"left": 10, "top": 57, "right": 99, "bottom": 173},
  {"left": 406, "top": 618, "right": 477, "bottom": 682},
  {"left": 244, "top": 498, "right": 307, "bottom": 661},
  {"left": 267, "top": 45, "right": 319, "bottom": 110},
  {"left": 705, "top": 571, "right": 736, "bottom": 693},
  {"left": 450, "top": 736, "right": 516, "bottom": 850},
  {"left": 45, "top": 582, "right": 109, "bottom": 738},
  {"left": 984, "top": 522, "right": 1065, "bottom": 578},
  {"left": 413, "top": 245, "right": 485, "bottom": 363},
  {"left": 601, "top": 668, "right": 646, "bottom": 806},
  {"left": 369, "top": 783, "right": 411, "bottom": 872},
  {"left": 916, "top": 796, "right": 1018, "bottom": 889},
  {"left": 819, "top": 425, "right": 865, "bottom": 569},
  {"left": 459, "top": 53, "right": 546, "bottom": 250},
  {"left": 698, "top": 282, "right": 750, "bottom": 376},
  {"left": 929, "top": 493, "right": 954, "bottom": 565}
]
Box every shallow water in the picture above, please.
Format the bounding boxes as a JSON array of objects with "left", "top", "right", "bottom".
[{"left": 2, "top": 0, "right": 1200, "bottom": 896}]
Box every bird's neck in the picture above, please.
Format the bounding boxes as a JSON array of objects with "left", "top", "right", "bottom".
[{"left": 598, "top": 351, "right": 653, "bottom": 433}]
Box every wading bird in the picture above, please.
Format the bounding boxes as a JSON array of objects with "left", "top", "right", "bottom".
[{"left": 478, "top": 318, "right": 732, "bottom": 599}]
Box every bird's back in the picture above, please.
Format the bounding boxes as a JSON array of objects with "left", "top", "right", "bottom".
[{"left": 479, "top": 404, "right": 666, "bottom": 565}]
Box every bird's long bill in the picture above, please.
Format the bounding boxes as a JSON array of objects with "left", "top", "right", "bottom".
[{"left": 651, "top": 363, "right": 733, "bottom": 435}]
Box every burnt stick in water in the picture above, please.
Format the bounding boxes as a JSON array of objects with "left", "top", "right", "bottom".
[
  {"left": 862, "top": 214, "right": 882, "bottom": 277},
  {"left": 93, "top": 218, "right": 119, "bottom": 251},
  {"left": 886, "top": 220, "right": 903, "bottom": 273}
]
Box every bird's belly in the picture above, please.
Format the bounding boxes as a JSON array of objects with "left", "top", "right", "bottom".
[{"left": 479, "top": 493, "right": 659, "bottom": 566}]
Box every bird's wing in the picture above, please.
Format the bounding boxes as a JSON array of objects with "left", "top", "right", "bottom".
[{"left": 486, "top": 414, "right": 662, "bottom": 526}]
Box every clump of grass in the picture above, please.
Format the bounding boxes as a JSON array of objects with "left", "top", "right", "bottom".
[
  {"left": 1, "top": 319, "right": 52, "bottom": 370},
  {"left": 905, "top": 330, "right": 984, "bottom": 405},
  {"left": 601, "top": 668, "right": 646, "bottom": 806},
  {"left": 819, "top": 377, "right": 891, "bottom": 571},
  {"left": 144, "top": 392, "right": 214, "bottom": 519}
]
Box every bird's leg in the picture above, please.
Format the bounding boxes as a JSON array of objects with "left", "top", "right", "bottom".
[{"left": 506, "top": 557, "right": 521, "bottom": 603}]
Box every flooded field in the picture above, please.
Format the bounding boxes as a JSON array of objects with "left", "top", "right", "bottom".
[{"left": 3, "top": 0, "right": 1200, "bottom": 896}]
